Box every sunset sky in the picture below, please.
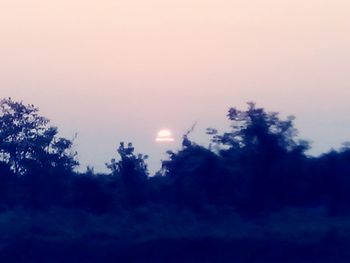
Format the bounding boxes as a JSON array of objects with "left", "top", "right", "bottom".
[{"left": 1, "top": 0, "right": 350, "bottom": 173}]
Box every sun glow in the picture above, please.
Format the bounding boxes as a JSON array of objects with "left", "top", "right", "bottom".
[{"left": 156, "top": 129, "right": 175, "bottom": 142}]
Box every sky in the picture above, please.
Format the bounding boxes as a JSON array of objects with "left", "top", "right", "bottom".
[{"left": 1, "top": 0, "right": 350, "bottom": 173}]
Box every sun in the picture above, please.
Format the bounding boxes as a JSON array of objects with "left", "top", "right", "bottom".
[{"left": 156, "top": 129, "right": 175, "bottom": 142}]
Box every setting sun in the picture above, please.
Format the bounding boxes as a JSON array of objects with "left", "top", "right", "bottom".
[{"left": 156, "top": 129, "right": 175, "bottom": 142}]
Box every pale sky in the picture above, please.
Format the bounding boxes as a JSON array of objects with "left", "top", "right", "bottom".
[{"left": 1, "top": 0, "right": 350, "bottom": 173}]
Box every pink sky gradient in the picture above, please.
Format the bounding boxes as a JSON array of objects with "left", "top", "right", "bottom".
[{"left": 1, "top": 0, "right": 350, "bottom": 172}]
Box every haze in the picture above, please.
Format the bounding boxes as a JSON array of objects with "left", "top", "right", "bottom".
[{"left": 1, "top": 0, "right": 350, "bottom": 172}]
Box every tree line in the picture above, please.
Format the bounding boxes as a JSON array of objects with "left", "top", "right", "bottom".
[{"left": 0, "top": 97, "right": 349, "bottom": 216}]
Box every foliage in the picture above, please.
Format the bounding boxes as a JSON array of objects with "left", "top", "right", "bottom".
[
  {"left": 106, "top": 142, "right": 149, "bottom": 206},
  {"left": 0, "top": 98, "right": 78, "bottom": 175}
]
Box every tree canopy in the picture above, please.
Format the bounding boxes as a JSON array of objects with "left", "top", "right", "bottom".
[{"left": 0, "top": 98, "right": 78, "bottom": 175}]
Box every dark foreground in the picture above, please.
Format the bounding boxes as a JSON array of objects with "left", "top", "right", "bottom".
[
  {"left": 1, "top": 236, "right": 349, "bottom": 263},
  {"left": 0, "top": 208, "right": 350, "bottom": 263}
]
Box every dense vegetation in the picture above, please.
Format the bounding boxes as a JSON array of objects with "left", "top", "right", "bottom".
[{"left": 1, "top": 97, "right": 350, "bottom": 262}]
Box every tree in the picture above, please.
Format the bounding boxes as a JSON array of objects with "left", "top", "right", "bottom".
[
  {"left": 0, "top": 98, "right": 78, "bottom": 175},
  {"left": 161, "top": 135, "right": 233, "bottom": 209},
  {"left": 207, "top": 102, "right": 308, "bottom": 158},
  {"left": 106, "top": 142, "right": 149, "bottom": 206},
  {"left": 107, "top": 142, "right": 148, "bottom": 181},
  {"left": 206, "top": 103, "right": 311, "bottom": 213}
]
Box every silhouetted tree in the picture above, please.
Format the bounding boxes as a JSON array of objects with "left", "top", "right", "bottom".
[
  {"left": 0, "top": 98, "right": 78, "bottom": 209},
  {"left": 106, "top": 142, "right": 149, "bottom": 206},
  {"left": 206, "top": 103, "right": 311, "bottom": 213},
  {"left": 315, "top": 146, "right": 350, "bottom": 216},
  {"left": 161, "top": 136, "right": 233, "bottom": 209},
  {"left": 207, "top": 102, "right": 308, "bottom": 156},
  {"left": 0, "top": 98, "right": 78, "bottom": 175},
  {"left": 0, "top": 161, "right": 16, "bottom": 209}
]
